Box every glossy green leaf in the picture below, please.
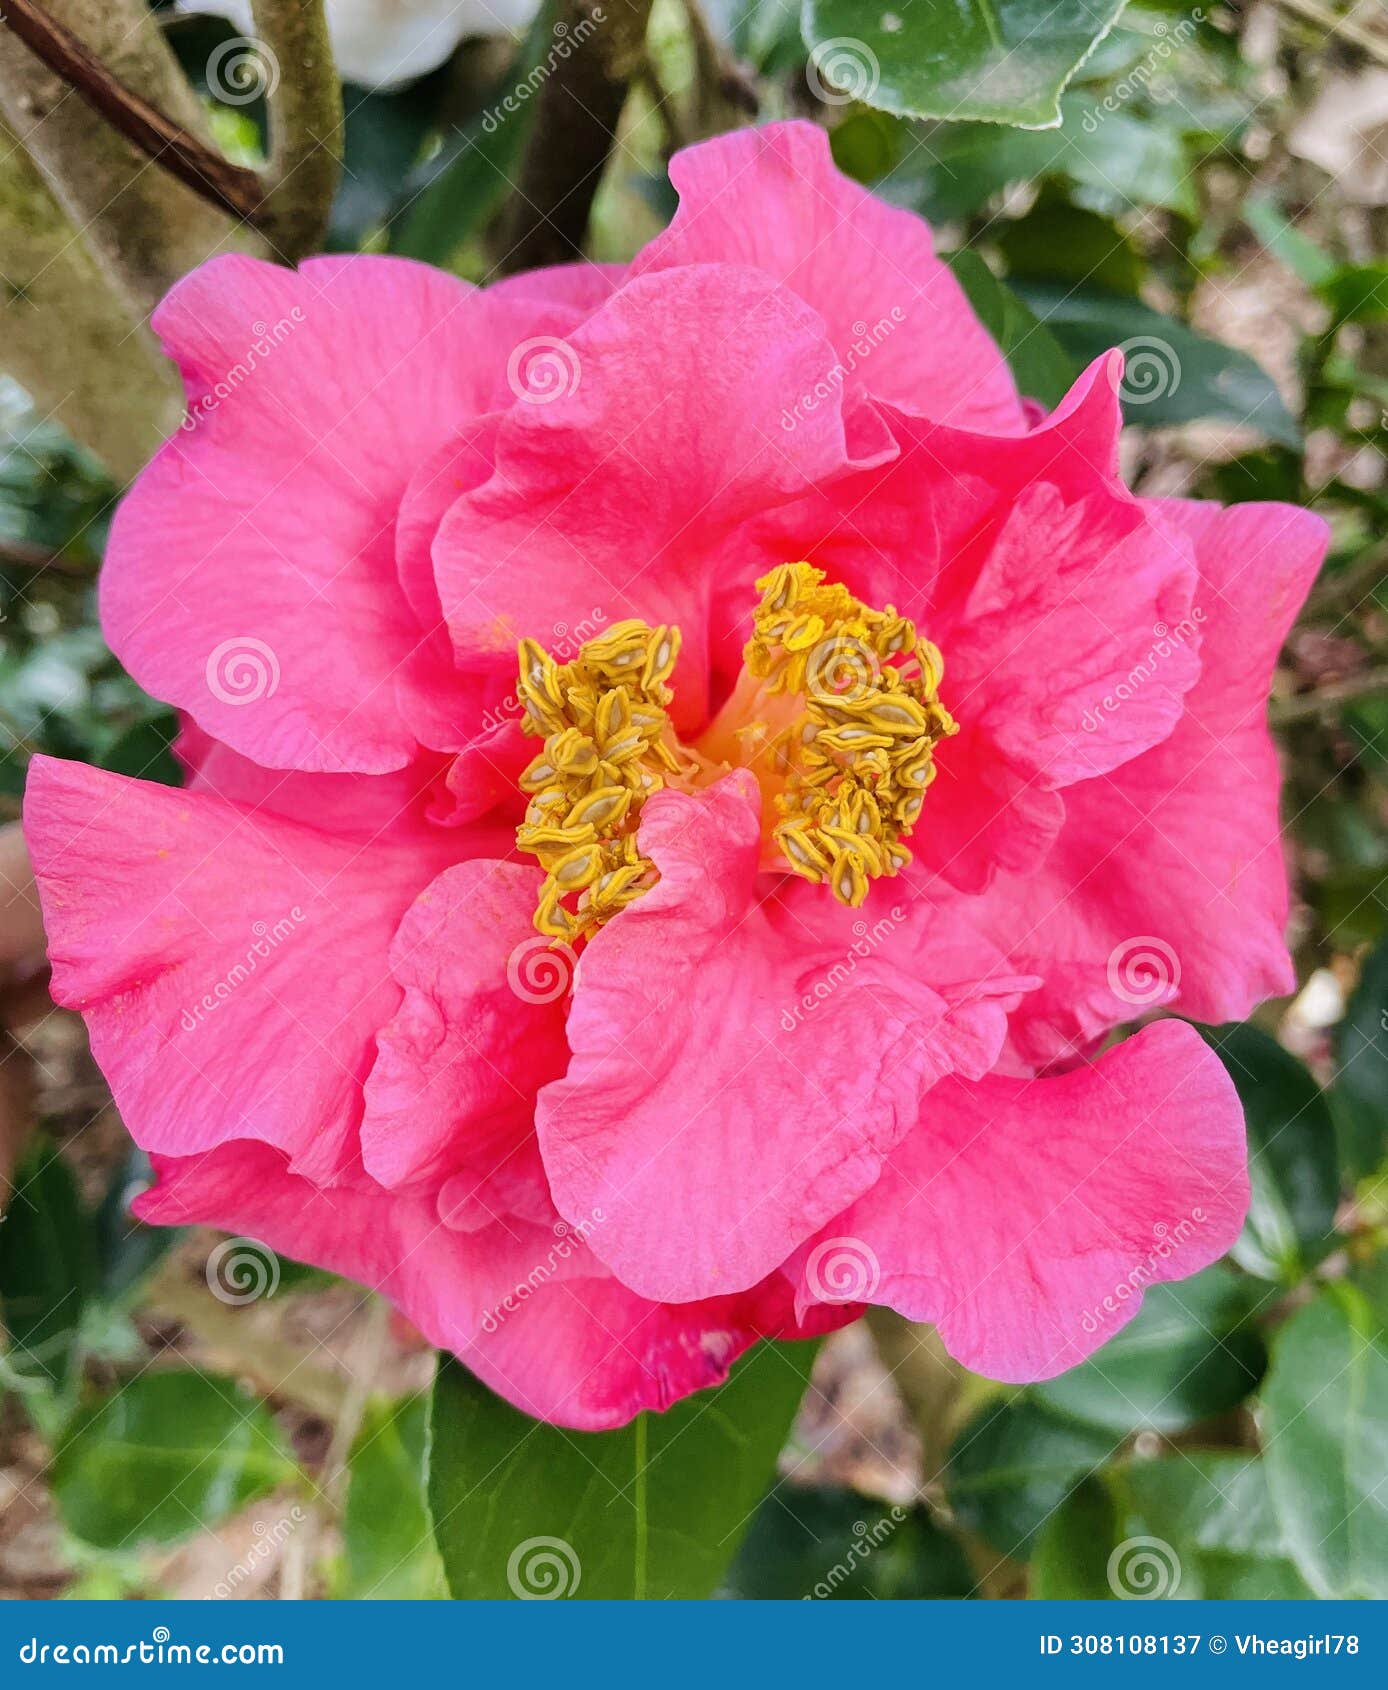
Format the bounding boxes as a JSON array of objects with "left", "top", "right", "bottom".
[
  {"left": 0, "top": 1148, "right": 95, "bottom": 1389},
  {"left": 1333, "top": 935, "right": 1388, "bottom": 1181},
  {"left": 943, "top": 252, "right": 1076, "bottom": 408},
  {"left": 93, "top": 1147, "right": 177, "bottom": 1305},
  {"left": 945, "top": 1395, "right": 1114, "bottom": 1560},
  {"left": 1033, "top": 1268, "right": 1266, "bottom": 1434},
  {"left": 801, "top": 0, "right": 1128, "bottom": 127},
  {"left": 1118, "top": 1454, "right": 1314, "bottom": 1599},
  {"left": 996, "top": 194, "right": 1145, "bottom": 297},
  {"left": 1203, "top": 1023, "right": 1340, "bottom": 1283},
  {"left": 51, "top": 1371, "right": 297, "bottom": 1550},
  {"left": 1017, "top": 285, "right": 1300, "bottom": 444},
  {"left": 722, "top": 1485, "right": 974, "bottom": 1599},
  {"left": 339, "top": 1392, "right": 445, "bottom": 1599},
  {"left": 1261, "top": 1285, "right": 1388, "bottom": 1597},
  {"left": 1030, "top": 1477, "right": 1120, "bottom": 1597},
  {"left": 428, "top": 1341, "right": 816, "bottom": 1598}
]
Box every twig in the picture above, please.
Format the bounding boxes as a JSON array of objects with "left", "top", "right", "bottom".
[
  {"left": 498, "top": 0, "right": 655, "bottom": 273},
  {"left": 1269, "top": 0, "right": 1388, "bottom": 66},
  {"left": 251, "top": 0, "right": 343, "bottom": 261},
  {"left": 0, "top": 0, "right": 266, "bottom": 225}
]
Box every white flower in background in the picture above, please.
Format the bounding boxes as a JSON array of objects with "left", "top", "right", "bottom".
[{"left": 178, "top": 0, "right": 539, "bottom": 91}]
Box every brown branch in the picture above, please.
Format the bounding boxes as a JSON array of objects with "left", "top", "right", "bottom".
[
  {"left": 497, "top": 0, "right": 655, "bottom": 274},
  {"left": 251, "top": 0, "right": 343, "bottom": 261},
  {"left": 0, "top": 0, "right": 267, "bottom": 227}
]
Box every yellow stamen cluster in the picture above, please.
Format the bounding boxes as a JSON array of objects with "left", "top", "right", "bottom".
[
  {"left": 744, "top": 563, "right": 957, "bottom": 907},
  {"left": 515, "top": 620, "right": 683, "bottom": 943}
]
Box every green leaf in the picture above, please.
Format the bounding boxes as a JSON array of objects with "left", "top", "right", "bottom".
[
  {"left": 1202, "top": 1023, "right": 1340, "bottom": 1283},
  {"left": 884, "top": 98, "right": 1196, "bottom": 223},
  {"left": 945, "top": 1395, "right": 1114, "bottom": 1560},
  {"left": 721, "top": 1485, "right": 974, "bottom": 1598},
  {"left": 339, "top": 1392, "right": 445, "bottom": 1599},
  {"left": 1117, "top": 1453, "right": 1314, "bottom": 1599},
  {"left": 801, "top": 0, "right": 1128, "bottom": 128},
  {"left": 1261, "top": 1285, "right": 1388, "bottom": 1597},
  {"left": 1317, "top": 263, "right": 1388, "bottom": 329},
  {"left": 1032, "top": 1268, "right": 1266, "bottom": 1435},
  {"left": 0, "top": 1148, "right": 95, "bottom": 1390},
  {"left": 93, "top": 1147, "right": 177, "bottom": 1305},
  {"left": 51, "top": 1371, "right": 297, "bottom": 1550},
  {"left": 1244, "top": 195, "right": 1337, "bottom": 287},
  {"left": 1333, "top": 935, "right": 1388, "bottom": 1181},
  {"left": 390, "top": 10, "right": 554, "bottom": 265},
  {"left": 1030, "top": 1477, "right": 1121, "bottom": 1597},
  {"left": 428, "top": 1341, "right": 816, "bottom": 1598},
  {"left": 1016, "top": 285, "right": 1300, "bottom": 445},
  {"left": 943, "top": 252, "right": 1077, "bottom": 408},
  {"left": 996, "top": 194, "right": 1145, "bottom": 297}
]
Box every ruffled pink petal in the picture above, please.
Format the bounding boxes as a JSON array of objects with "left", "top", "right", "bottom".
[
  {"left": 135, "top": 1141, "right": 848, "bottom": 1429},
  {"left": 632, "top": 122, "right": 1025, "bottom": 433},
  {"left": 485, "top": 261, "right": 626, "bottom": 317},
  {"left": 431, "top": 264, "right": 896, "bottom": 731},
  {"left": 981, "top": 499, "right": 1327, "bottom": 1064},
  {"left": 791, "top": 1020, "right": 1248, "bottom": 1379},
  {"left": 360, "top": 859, "right": 568, "bottom": 1192},
  {"left": 536, "top": 774, "right": 1032, "bottom": 1305},
  {"left": 23, "top": 756, "right": 460, "bottom": 1181}
]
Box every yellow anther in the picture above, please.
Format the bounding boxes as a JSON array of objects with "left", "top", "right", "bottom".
[
  {"left": 514, "top": 618, "right": 683, "bottom": 943},
  {"left": 744, "top": 561, "right": 956, "bottom": 908}
]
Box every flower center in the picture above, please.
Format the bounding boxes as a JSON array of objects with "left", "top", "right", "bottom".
[{"left": 514, "top": 563, "right": 956, "bottom": 941}]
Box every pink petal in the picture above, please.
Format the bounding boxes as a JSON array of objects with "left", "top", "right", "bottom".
[
  {"left": 23, "top": 756, "right": 459, "bottom": 1180},
  {"left": 792, "top": 1020, "right": 1248, "bottom": 1379},
  {"left": 536, "top": 774, "right": 1033, "bottom": 1304},
  {"left": 431, "top": 264, "right": 896, "bottom": 731},
  {"left": 136, "top": 1141, "right": 848, "bottom": 1429},
  {"left": 633, "top": 121, "right": 1025, "bottom": 432},
  {"left": 981, "top": 499, "right": 1327, "bottom": 1064},
  {"left": 361, "top": 859, "right": 568, "bottom": 1192}
]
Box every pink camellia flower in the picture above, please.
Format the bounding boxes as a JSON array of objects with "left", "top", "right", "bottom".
[{"left": 24, "top": 123, "right": 1327, "bottom": 1429}]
